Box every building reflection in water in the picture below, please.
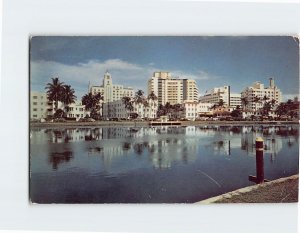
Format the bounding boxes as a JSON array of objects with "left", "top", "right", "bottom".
[
  {"left": 30, "top": 125, "right": 298, "bottom": 170},
  {"left": 49, "top": 150, "right": 73, "bottom": 170}
]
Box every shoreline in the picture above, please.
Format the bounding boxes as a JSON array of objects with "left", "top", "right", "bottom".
[
  {"left": 30, "top": 120, "right": 299, "bottom": 128},
  {"left": 196, "top": 174, "right": 299, "bottom": 203}
]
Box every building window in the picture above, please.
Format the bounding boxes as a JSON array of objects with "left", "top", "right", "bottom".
[
  {"left": 33, "top": 96, "right": 38, "bottom": 99},
  {"left": 33, "top": 102, "right": 37, "bottom": 105},
  {"left": 33, "top": 115, "right": 37, "bottom": 117},
  {"left": 33, "top": 108, "right": 37, "bottom": 111}
]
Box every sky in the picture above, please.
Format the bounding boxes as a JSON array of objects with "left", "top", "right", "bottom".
[{"left": 30, "top": 36, "right": 299, "bottom": 101}]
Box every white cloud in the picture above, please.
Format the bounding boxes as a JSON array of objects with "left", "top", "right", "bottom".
[
  {"left": 78, "top": 59, "right": 143, "bottom": 71},
  {"left": 31, "top": 59, "right": 147, "bottom": 98},
  {"left": 167, "top": 70, "right": 220, "bottom": 81},
  {"left": 31, "top": 59, "right": 219, "bottom": 98}
]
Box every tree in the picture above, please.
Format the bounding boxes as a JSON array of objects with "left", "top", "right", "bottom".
[
  {"left": 262, "top": 95, "right": 269, "bottom": 104},
  {"left": 62, "top": 85, "right": 77, "bottom": 111},
  {"left": 275, "top": 103, "right": 287, "bottom": 117},
  {"left": 146, "top": 91, "right": 158, "bottom": 108},
  {"left": 134, "top": 90, "right": 145, "bottom": 104},
  {"left": 253, "top": 96, "right": 261, "bottom": 113},
  {"left": 53, "top": 109, "right": 65, "bottom": 119},
  {"left": 130, "top": 112, "right": 139, "bottom": 119},
  {"left": 171, "top": 104, "right": 183, "bottom": 119},
  {"left": 45, "top": 77, "right": 65, "bottom": 111},
  {"left": 210, "top": 104, "right": 218, "bottom": 110},
  {"left": 241, "top": 97, "right": 249, "bottom": 111},
  {"left": 262, "top": 101, "right": 272, "bottom": 117},
  {"left": 218, "top": 99, "right": 225, "bottom": 107},
  {"left": 143, "top": 100, "right": 149, "bottom": 108},
  {"left": 122, "top": 96, "right": 134, "bottom": 118},
  {"left": 230, "top": 106, "right": 242, "bottom": 118},
  {"left": 82, "top": 92, "right": 103, "bottom": 118},
  {"left": 148, "top": 91, "right": 158, "bottom": 101},
  {"left": 275, "top": 99, "right": 299, "bottom": 120},
  {"left": 133, "top": 90, "right": 147, "bottom": 118},
  {"left": 164, "top": 102, "right": 172, "bottom": 115},
  {"left": 157, "top": 104, "right": 166, "bottom": 117}
]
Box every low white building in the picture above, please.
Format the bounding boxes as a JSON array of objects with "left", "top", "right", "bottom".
[
  {"left": 30, "top": 92, "right": 49, "bottom": 120},
  {"left": 31, "top": 91, "right": 91, "bottom": 121},
  {"left": 102, "top": 98, "right": 158, "bottom": 120},
  {"left": 66, "top": 101, "right": 90, "bottom": 121},
  {"left": 172, "top": 101, "right": 213, "bottom": 120}
]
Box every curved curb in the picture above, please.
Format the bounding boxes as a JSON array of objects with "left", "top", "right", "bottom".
[{"left": 196, "top": 174, "right": 299, "bottom": 204}]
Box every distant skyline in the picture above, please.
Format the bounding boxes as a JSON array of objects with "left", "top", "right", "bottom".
[{"left": 30, "top": 36, "right": 299, "bottom": 100}]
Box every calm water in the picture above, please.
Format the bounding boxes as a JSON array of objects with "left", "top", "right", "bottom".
[{"left": 30, "top": 125, "right": 299, "bottom": 203}]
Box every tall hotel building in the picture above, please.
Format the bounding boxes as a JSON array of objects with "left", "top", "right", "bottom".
[
  {"left": 89, "top": 71, "right": 134, "bottom": 103},
  {"left": 241, "top": 78, "right": 282, "bottom": 111},
  {"left": 147, "top": 71, "right": 199, "bottom": 105}
]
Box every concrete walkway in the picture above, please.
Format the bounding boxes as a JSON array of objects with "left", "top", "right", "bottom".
[{"left": 197, "top": 175, "right": 298, "bottom": 203}]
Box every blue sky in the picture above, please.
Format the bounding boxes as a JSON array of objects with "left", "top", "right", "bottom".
[{"left": 30, "top": 36, "right": 299, "bottom": 100}]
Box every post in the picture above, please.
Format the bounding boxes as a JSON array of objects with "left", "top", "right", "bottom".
[
  {"left": 255, "top": 137, "right": 264, "bottom": 183},
  {"left": 249, "top": 137, "right": 266, "bottom": 184}
]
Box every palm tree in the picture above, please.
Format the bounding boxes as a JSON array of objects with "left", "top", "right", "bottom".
[
  {"left": 262, "top": 95, "right": 269, "bottom": 104},
  {"left": 82, "top": 93, "right": 93, "bottom": 110},
  {"left": 241, "top": 97, "right": 249, "bottom": 111},
  {"left": 62, "top": 85, "right": 77, "bottom": 111},
  {"left": 275, "top": 103, "right": 287, "bottom": 117},
  {"left": 262, "top": 101, "right": 272, "bottom": 117},
  {"left": 210, "top": 104, "right": 218, "bottom": 110},
  {"left": 143, "top": 100, "right": 149, "bottom": 108},
  {"left": 164, "top": 102, "right": 172, "bottom": 114},
  {"left": 45, "top": 77, "right": 64, "bottom": 111},
  {"left": 148, "top": 91, "right": 158, "bottom": 101},
  {"left": 122, "top": 96, "right": 134, "bottom": 118},
  {"left": 270, "top": 99, "right": 276, "bottom": 106},
  {"left": 218, "top": 99, "right": 225, "bottom": 107},
  {"left": 133, "top": 90, "right": 146, "bottom": 118},
  {"left": 230, "top": 105, "right": 242, "bottom": 118},
  {"left": 157, "top": 104, "right": 166, "bottom": 117},
  {"left": 134, "top": 90, "right": 145, "bottom": 104},
  {"left": 253, "top": 95, "right": 261, "bottom": 113},
  {"left": 82, "top": 92, "right": 103, "bottom": 118},
  {"left": 173, "top": 103, "right": 183, "bottom": 119}
]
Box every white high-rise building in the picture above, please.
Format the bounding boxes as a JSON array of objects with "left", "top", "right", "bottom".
[
  {"left": 89, "top": 71, "right": 134, "bottom": 103},
  {"left": 241, "top": 78, "right": 282, "bottom": 111},
  {"left": 147, "top": 71, "right": 199, "bottom": 105}
]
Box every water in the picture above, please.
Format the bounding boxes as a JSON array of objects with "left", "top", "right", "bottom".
[{"left": 30, "top": 125, "right": 299, "bottom": 203}]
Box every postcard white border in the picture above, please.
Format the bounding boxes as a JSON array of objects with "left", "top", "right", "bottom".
[{"left": 1, "top": 0, "right": 299, "bottom": 232}]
